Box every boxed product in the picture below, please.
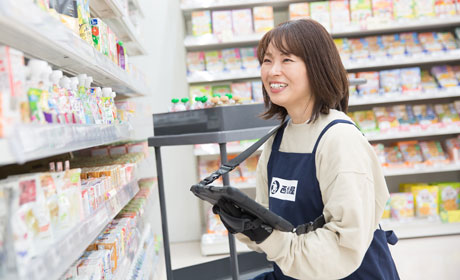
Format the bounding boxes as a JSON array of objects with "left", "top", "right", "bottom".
[
  {"left": 412, "top": 104, "right": 438, "bottom": 126},
  {"left": 445, "top": 137, "right": 460, "bottom": 162},
  {"left": 231, "top": 82, "right": 252, "bottom": 102},
  {"left": 53, "top": 0, "right": 79, "bottom": 34},
  {"left": 348, "top": 73, "right": 358, "bottom": 97},
  {"left": 393, "top": 0, "right": 415, "bottom": 19},
  {"left": 382, "top": 198, "right": 391, "bottom": 219},
  {"left": 379, "top": 69, "right": 401, "bottom": 93},
  {"left": 212, "top": 85, "right": 231, "bottom": 97},
  {"left": 400, "top": 182, "right": 429, "bottom": 193},
  {"left": 401, "top": 32, "right": 424, "bottom": 55},
  {"left": 419, "top": 32, "right": 444, "bottom": 53},
  {"left": 419, "top": 140, "right": 448, "bottom": 164},
  {"left": 397, "top": 141, "right": 424, "bottom": 165},
  {"left": 367, "top": 36, "right": 386, "bottom": 58},
  {"left": 330, "top": 0, "right": 351, "bottom": 30},
  {"left": 204, "top": 51, "right": 224, "bottom": 73},
  {"left": 390, "top": 192, "right": 415, "bottom": 220},
  {"left": 77, "top": 0, "right": 92, "bottom": 44},
  {"left": 349, "top": 0, "right": 372, "bottom": 24},
  {"left": 431, "top": 182, "right": 460, "bottom": 212},
  {"left": 371, "top": 0, "right": 394, "bottom": 20},
  {"left": 212, "top": 10, "right": 233, "bottom": 37},
  {"left": 0, "top": 46, "right": 27, "bottom": 138},
  {"left": 400, "top": 67, "right": 422, "bottom": 93},
  {"left": 253, "top": 6, "right": 274, "bottom": 33},
  {"left": 310, "top": 1, "right": 331, "bottom": 31},
  {"left": 289, "top": 3, "right": 310, "bottom": 20},
  {"left": 222, "top": 48, "right": 242, "bottom": 72},
  {"left": 414, "top": 0, "right": 436, "bottom": 18},
  {"left": 434, "top": 103, "right": 460, "bottom": 123},
  {"left": 431, "top": 66, "right": 459, "bottom": 88},
  {"left": 372, "top": 143, "right": 387, "bottom": 165},
  {"left": 186, "top": 52, "right": 206, "bottom": 74},
  {"left": 349, "top": 38, "right": 370, "bottom": 59},
  {"left": 189, "top": 85, "right": 212, "bottom": 103},
  {"left": 373, "top": 106, "right": 399, "bottom": 131},
  {"left": 240, "top": 47, "right": 259, "bottom": 70},
  {"left": 251, "top": 81, "right": 264, "bottom": 102},
  {"left": 382, "top": 34, "right": 405, "bottom": 57},
  {"left": 393, "top": 105, "right": 417, "bottom": 128},
  {"left": 421, "top": 70, "right": 439, "bottom": 91},
  {"left": 412, "top": 186, "right": 439, "bottom": 217},
  {"left": 383, "top": 145, "right": 405, "bottom": 167},
  {"left": 334, "top": 38, "right": 352, "bottom": 61},
  {"left": 357, "top": 72, "right": 379, "bottom": 95},
  {"left": 192, "top": 10, "right": 212, "bottom": 36},
  {"left": 435, "top": 0, "right": 457, "bottom": 16},
  {"left": 90, "top": 18, "right": 103, "bottom": 52},
  {"left": 353, "top": 110, "right": 379, "bottom": 133},
  {"left": 437, "top": 32, "right": 458, "bottom": 50},
  {"left": 231, "top": 9, "right": 253, "bottom": 36}
]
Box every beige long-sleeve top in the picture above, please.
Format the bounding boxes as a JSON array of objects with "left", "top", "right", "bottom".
[{"left": 236, "top": 109, "right": 390, "bottom": 280}]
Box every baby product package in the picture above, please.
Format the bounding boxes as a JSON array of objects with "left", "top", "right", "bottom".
[
  {"left": 186, "top": 51, "right": 206, "bottom": 74},
  {"left": 212, "top": 10, "right": 233, "bottom": 37},
  {"left": 393, "top": 0, "right": 415, "bottom": 20},
  {"left": 231, "top": 82, "right": 252, "bottom": 102},
  {"left": 379, "top": 69, "right": 401, "bottom": 93},
  {"left": 240, "top": 47, "right": 259, "bottom": 70},
  {"left": 204, "top": 51, "right": 224, "bottom": 73},
  {"left": 310, "top": 1, "right": 331, "bottom": 31},
  {"left": 353, "top": 110, "right": 379, "bottom": 133},
  {"left": 350, "top": 0, "right": 372, "bottom": 24},
  {"left": 192, "top": 10, "right": 212, "bottom": 36},
  {"left": 231, "top": 9, "right": 253, "bottom": 36},
  {"left": 414, "top": 0, "right": 435, "bottom": 18},
  {"left": 289, "top": 3, "right": 310, "bottom": 20},
  {"left": 419, "top": 140, "right": 448, "bottom": 164},
  {"left": 330, "top": 0, "right": 351, "bottom": 31},
  {"left": 390, "top": 192, "right": 415, "bottom": 220},
  {"left": 222, "top": 48, "right": 242, "bottom": 72},
  {"left": 253, "top": 6, "right": 274, "bottom": 33},
  {"left": 251, "top": 81, "right": 263, "bottom": 102},
  {"left": 412, "top": 186, "right": 439, "bottom": 218},
  {"left": 357, "top": 72, "right": 379, "bottom": 95},
  {"left": 444, "top": 137, "right": 460, "bottom": 162},
  {"left": 371, "top": 0, "right": 394, "bottom": 21},
  {"left": 400, "top": 67, "right": 422, "bottom": 93},
  {"left": 397, "top": 140, "right": 424, "bottom": 165},
  {"left": 430, "top": 182, "right": 460, "bottom": 212}
]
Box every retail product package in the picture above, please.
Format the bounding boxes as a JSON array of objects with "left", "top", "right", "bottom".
[
  {"left": 191, "top": 10, "right": 212, "bottom": 36},
  {"left": 349, "top": 38, "right": 370, "bottom": 60},
  {"left": 212, "top": 10, "right": 233, "bottom": 38},
  {"left": 289, "top": 3, "right": 310, "bottom": 20},
  {"left": 431, "top": 66, "right": 459, "bottom": 88},
  {"left": 412, "top": 104, "right": 438, "bottom": 127},
  {"left": 231, "top": 9, "right": 253, "bottom": 36},
  {"left": 189, "top": 85, "right": 212, "bottom": 103},
  {"left": 435, "top": 0, "right": 457, "bottom": 16},
  {"left": 348, "top": 73, "right": 358, "bottom": 97},
  {"left": 412, "top": 186, "right": 439, "bottom": 218},
  {"left": 152, "top": 103, "right": 278, "bottom": 136},
  {"left": 371, "top": 0, "right": 394, "bottom": 22},
  {"left": 310, "top": 1, "right": 331, "bottom": 31},
  {"left": 0, "top": 46, "right": 28, "bottom": 138},
  {"left": 186, "top": 51, "right": 206, "bottom": 74},
  {"left": 419, "top": 32, "right": 444, "bottom": 53},
  {"left": 253, "top": 6, "right": 274, "bottom": 33},
  {"left": 357, "top": 72, "right": 379, "bottom": 95},
  {"left": 222, "top": 48, "right": 243, "bottom": 72},
  {"left": 334, "top": 38, "right": 352, "bottom": 61},
  {"left": 90, "top": 18, "right": 104, "bottom": 52},
  {"left": 414, "top": 0, "right": 436, "bottom": 18},
  {"left": 330, "top": 0, "right": 351, "bottom": 31},
  {"left": 445, "top": 137, "right": 460, "bottom": 162},
  {"left": 76, "top": 0, "right": 92, "bottom": 44},
  {"left": 367, "top": 36, "right": 386, "bottom": 59},
  {"left": 420, "top": 70, "right": 439, "bottom": 91},
  {"left": 383, "top": 144, "right": 405, "bottom": 168},
  {"left": 382, "top": 34, "right": 405, "bottom": 57},
  {"left": 353, "top": 110, "right": 379, "bottom": 133},
  {"left": 379, "top": 69, "right": 401, "bottom": 93},
  {"left": 204, "top": 50, "right": 224, "bottom": 73},
  {"left": 212, "top": 85, "right": 231, "bottom": 97},
  {"left": 372, "top": 143, "right": 387, "bottom": 166},
  {"left": 231, "top": 82, "right": 252, "bottom": 103},
  {"left": 397, "top": 141, "right": 424, "bottom": 165},
  {"left": 393, "top": 0, "right": 415, "bottom": 20},
  {"left": 401, "top": 32, "right": 423, "bottom": 56},
  {"left": 239, "top": 47, "right": 259, "bottom": 71},
  {"left": 390, "top": 192, "right": 415, "bottom": 220},
  {"left": 382, "top": 198, "right": 391, "bottom": 219},
  {"left": 430, "top": 182, "right": 460, "bottom": 212},
  {"left": 373, "top": 106, "right": 400, "bottom": 132},
  {"left": 349, "top": 0, "right": 372, "bottom": 25},
  {"left": 434, "top": 103, "right": 460, "bottom": 124},
  {"left": 437, "top": 32, "right": 458, "bottom": 51},
  {"left": 393, "top": 105, "right": 417, "bottom": 129},
  {"left": 419, "top": 140, "right": 449, "bottom": 165},
  {"left": 400, "top": 67, "right": 422, "bottom": 93},
  {"left": 52, "top": 0, "right": 79, "bottom": 34},
  {"left": 251, "top": 80, "right": 263, "bottom": 102}
]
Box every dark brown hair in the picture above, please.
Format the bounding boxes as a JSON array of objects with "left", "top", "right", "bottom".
[{"left": 257, "top": 19, "right": 349, "bottom": 123}]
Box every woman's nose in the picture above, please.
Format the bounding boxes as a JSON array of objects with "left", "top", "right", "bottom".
[{"left": 269, "top": 61, "right": 282, "bottom": 76}]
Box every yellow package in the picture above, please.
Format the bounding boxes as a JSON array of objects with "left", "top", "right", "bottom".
[
  {"left": 440, "top": 210, "right": 460, "bottom": 223},
  {"left": 430, "top": 182, "right": 460, "bottom": 212},
  {"left": 412, "top": 186, "right": 439, "bottom": 217},
  {"left": 382, "top": 199, "right": 391, "bottom": 219},
  {"left": 390, "top": 193, "right": 415, "bottom": 220},
  {"left": 399, "top": 183, "right": 428, "bottom": 193}
]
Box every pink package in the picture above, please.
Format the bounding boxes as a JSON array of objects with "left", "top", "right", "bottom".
[{"left": 232, "top": 9, "right": 253, "bottom": 36}]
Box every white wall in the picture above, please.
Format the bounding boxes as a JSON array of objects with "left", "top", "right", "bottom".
[{"left": 130, "top": 0, "right": 202, "bottom": 243}]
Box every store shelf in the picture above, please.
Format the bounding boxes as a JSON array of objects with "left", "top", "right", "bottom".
[
  {"left": 11, "top": 180, "right": 140, "bottom": 280},
  {"left": 349, "top": 88, "right": 460, "bottom": 107},
  {"left": 382, "top": 219, "right": 460, "bottom": 239},
  {"left": 0, "top": 0, "right": 149, "bottom": 95},
  {"left": 127, "top": 224, "right": 154, "bottom": 280},
  {"left": 187, "top": 69, "right": 259, "bottom": 83},
  {"left": 366, "top": 126, "right": 460, "bottom": 142},
  {"left": 90, "top": 0, "right": 125, "bottom": 18},
  {"left": 194, "top": 142, "right": 262, "bottom": 156},
  {"left": 129, "top": 0, "right": 145, "bottom": 18},
  {"left": 181, "top": 0, "right": 300, "bottom": 12},
  {"left": 345, "top": 50, "right": 460, "bottom": 71},
  {"left": 383, "top": 162, "right": 460, "bottom": 177},
  {"left": 184, "top": 33, "right": 263, "bottom": 51},
  {"left": 0, "top": 123, "right": 133, "bottom": 166}
]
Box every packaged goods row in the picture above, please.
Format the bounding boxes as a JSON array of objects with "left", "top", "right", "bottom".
[
  {"left": 191, "top": 6, "right": 273, "bottom": 37},
  {"left": 382, "top": 181, "right": 460, "bottom": 223},
  {"left": 32, "top": 0, "right": 136, "bottom": 70},
  {"left": 372, "top": 136, "right": 460, "bottom": 168},
  {"left": 0, "top": 45, "right": 138, "bottom": 139},
  {"left": 289, "top": 0, "right": 460, "bottom": 31},
  {"left": 335, "top": 30, "right": 460, "bottom": 62},
  {"left": 349, "top": 65, "right": 460, "bottom": 97},
  {"left": 61, "top": 178, "right": 160, "bottom": 280},
  {"left": 349, "top": 101, "right": 460, "bottom": 133}
]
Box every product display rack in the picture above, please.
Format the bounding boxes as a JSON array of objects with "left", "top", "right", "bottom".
[
  {"left": 180, "top": 0, "right": 302, "bottom": 11},
  {"left": 3, "top": 180, "right": 139, "bottom": 280},
  {"left": 0, "top": 0, "right": 150, "bottom": 97},
  {"left": 0, "top": 123, "right": 132, "bottom": 166},
  {"left": 149, "top": 126, "right": 276, "bottom": 280}
]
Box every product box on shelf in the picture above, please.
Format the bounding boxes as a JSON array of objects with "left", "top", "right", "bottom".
[
  {"left": 289, "top": 3, "right": 310, "bottom": 20},
  {"left": 52, "top": 0, "right": 79, "bottom": 34},
  {"left": 77, "top": 0, "right": 92, "bottom": 44},
  {"left": 445, "top": 137, "right": 460, "bottom": 162},
  {"left": 412, "top": 186, "right": 439, "bottom": 218},
  {"left": 192, "top": 10, "right": 212, "bottom": 36},
  {"left": 240, "top": 47, "right": 259, "bottom": 70},
  {"left": 222, "top": 48, "right": 242, "bottom": 72},
  {"left": 431, "top": 182, "right": 460, "bottom": 212},
  {"left": 212, "top": 10, "right": 233, "bottom": 38},
  {"left": 330, "top": 0, "right": 351, "bottom": 30},
  {"left": 251, "top": 80, "right": 263, "bottom": 102},
  {"left": 231, "top": 9, "right": 253, "bottom": 36},
  {"left": 350, "top": 0, "right": 372, "bottom": 25},
  {"left": 186, "top": 52, "right": 206, "bottom": 74},
  {"left": 253, "top": 6, "right": 274, "bottom": 33},
  {"left": 414, "top": 0, "right": 436, "bottom": 18},
  {"left": 231, "top": 82, "right": 252, "bottom": 103},
  {"left": 310, "top": 1, "right": 331, "bottom": 31},
  {"left": 435, "top": 0, "right": 457, "bottom": 17},
  {"left": 393, "top": 0, "right": 415, "bottom": 19},
  {"left": 390, "top": 192, "right": 415, "bottom": 220},
  {"left": 204, "top": 50, "right": 224, "bottom": 73},
  {"left": 371, "top": 0, "right": 394, "bottom": 21}
]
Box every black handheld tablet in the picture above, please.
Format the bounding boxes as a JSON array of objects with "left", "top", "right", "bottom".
[{"left": 191, "top": 184, "right": 294, "bottom": 232}]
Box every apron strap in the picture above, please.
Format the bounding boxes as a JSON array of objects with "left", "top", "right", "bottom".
[
  {"left": 294, "top": 214, "right": 326, "bottom": 235},
  {"left": 271, "top": 121, "right": 288, "bottom": 151},
  {"left": 312, "top": 119, "right": 358, "bottom": 155}
]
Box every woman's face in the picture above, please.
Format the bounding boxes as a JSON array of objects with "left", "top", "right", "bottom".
[{"left": 261, "top": 42, "right": 311, "bottom": 112}]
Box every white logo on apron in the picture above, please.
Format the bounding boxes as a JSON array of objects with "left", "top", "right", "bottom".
[{"left": 269, "top": 177, "right": 298, "bottom": 202}]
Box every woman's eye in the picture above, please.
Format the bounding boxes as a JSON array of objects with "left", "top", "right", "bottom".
[
  {"left": 283, "top": 58, "right": 293, "bottom": 62},
  {"left": 263, "top": 59, "right": 271, "bottom": 63}
]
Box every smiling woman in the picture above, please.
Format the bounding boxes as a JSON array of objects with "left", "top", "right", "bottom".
[{"left": 212, "top": 19, "right": 401, "bottom": 280}]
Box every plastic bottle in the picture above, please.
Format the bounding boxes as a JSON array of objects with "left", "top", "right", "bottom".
[
  {"left": 40, "top": 65, "right": 54, "bottom": 123},
  {"left": 181, "top": 97, "right": 190, "bottom": 110},
  {"left": 169, "top": 98, "right": 180, "bottom": 112},
  {"left": 70, "top": 77, "right": 85, "bottom": 124},
  {"left": 50, "top": 70, "right": 64, "bottom": 123},
  {"left": 117, "top": 41, "right": 126, "bottom": 70},
  {"left": 93, "top": 87, "right": 103, "bottom": 124},
  {"left": 110, "top": 91, "right": 117, "bottom": 122},
  {"left": 59, "top": 76, "right": 73, "bottom": 124},
  {"left": 225, "top": 94, "right": 235, "bottom": 105},
  {"left": 200, "top": 96, "right": 210, "bottom": 108},
  {"left": 102, "top": 87, "right": 114, "bottom": 124},
  {"left": 190, "top": 97, "right": 203, "bottom": 110},
  {"left": 26, "top": 59, "right": 47, "bottom": 123}
]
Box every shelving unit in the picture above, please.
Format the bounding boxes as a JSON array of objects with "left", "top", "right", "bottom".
[
  {"left": 0, "top": 0, "right": 149, "bottom": 96},
  {"left": 382, "top": 219, "right": 460, "bottom": 239},
  {"left": 0, "top": 123, "right": 132, "bottom": 166},
  {"left": 366, "top": 126, "right": 460, "bottom": 142},
  {"left": 6, "top": 180, "right": 139, "bottom": 280}
]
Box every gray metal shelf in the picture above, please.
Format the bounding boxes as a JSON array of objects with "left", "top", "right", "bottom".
[{"left": 148, "top": 125, "right": 277, "bottom": 280}]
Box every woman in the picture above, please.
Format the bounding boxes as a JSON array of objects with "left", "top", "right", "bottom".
[{"left": 213, "top": 19, "right": 399, "bottom": 279}]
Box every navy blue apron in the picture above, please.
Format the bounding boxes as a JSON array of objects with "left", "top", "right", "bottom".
[{"left": 253, "top": 119, "right": 399, "bottom": 280}]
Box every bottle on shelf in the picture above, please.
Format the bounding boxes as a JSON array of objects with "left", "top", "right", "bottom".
[
  {"left": 168, "top": 98, "right": 180, "bottom": 112},
  {"left": 181, "top": 97, "right": 190, "bottom": 110},
  {"left": 50, "top": 70, "right": 65, "bottom": 123}
]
